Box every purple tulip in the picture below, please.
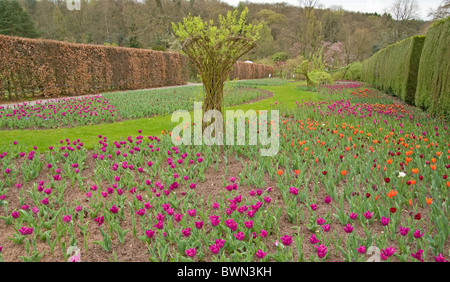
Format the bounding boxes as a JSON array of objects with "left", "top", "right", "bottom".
[
  {"left": 209, "top": 244, "right": 220, "bottom": 254},
  {"left": 343, "top": 224, "right": 354, "bottom": 233},
  {"left": 399, "top": 226, "right": 409, "bottom": 236},
  {"left": 315, "top": 244, "right": 327, "bottom": 258},
  {"left": 256, "top": 249, "right": 267, "bottom": 259},
  {"left": 110, "top": 205, "right": 119, "bottom": 214},
  {"left": 145, "top": 230, "right": 155, "bottom": 239},
  {"left": 414, "top": 229, "right": 424, "bottom": 239},
  {"left": 316, "top": 217, "right": 326, "bottom": 225},
  {"left": 182, "top": 228, "right": 191, "bottom": 237},
  {"left": 310, "top": 234, "right": 320, "bottom": 244},
  {"left": 357, "top": 246, "right": 366, "bottom": 254},
  {"left": 185, "top": 248, "right": 196, "bottom": 258},
  {"left": 234, "top": 231, "right": 245, "bottom": 241}
]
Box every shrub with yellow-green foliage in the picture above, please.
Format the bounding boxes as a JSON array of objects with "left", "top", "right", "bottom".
[
  {"left": 415, "top": 17, "right": 450, "bottom": 120},
  {"left": 361, "top": 35, "right": 425, "bottom": 105},
  {"left": 344, "top": 62, "right": 362, "bottom": 81}
]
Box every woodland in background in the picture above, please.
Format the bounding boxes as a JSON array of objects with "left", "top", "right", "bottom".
[{"left": 4, "top": 0, "right": 443, "bottom": 71}]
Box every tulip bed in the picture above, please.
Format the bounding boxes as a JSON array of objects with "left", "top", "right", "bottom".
[
  {"left": 0, "top": 83, "right": 271, "bottom": 130},
  {"left": 0, "top": 79, "right": 448, "bottom": 262}
]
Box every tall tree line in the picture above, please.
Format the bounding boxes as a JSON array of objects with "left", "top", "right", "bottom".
[{"left": 1, "top": 0, "right": 433, "bottom": 68}]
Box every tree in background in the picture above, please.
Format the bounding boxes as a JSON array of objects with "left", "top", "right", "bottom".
[
  {"left": 297, "top": 0, "right": 323, "bottom": 59},
  {"left": 387, "top": 0, "right": 420, "bottom": 42},
  {"left": 172, "top": 7, "right": 261, "bottom": 128},
  {"left": 428, "top": 0, "right": 450, "bottom": 20},
  {"left": 0, "top": 0, "right": 39, "bottom": 38},
  {"left": 247, "top": 20, "right": 275, "bottom": 60}
]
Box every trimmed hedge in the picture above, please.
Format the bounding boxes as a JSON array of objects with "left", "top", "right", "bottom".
[
  {"left": 0, "top": 35, "right": 274, "bottom": 100},
  {"left": 187, "top": 61, "right": 273, "bottom": 82},
  {"left": 415, "top": 17, "right": 450, "bottom": 119},
  {"left": 0, "top": 35, "right": 188, "bottom": 99},
  {"left": 361, "top": 35, "right": 425, "bottom": 105},
  {"left": 228, "top": 61, "right": 273, "bottom": 80}
]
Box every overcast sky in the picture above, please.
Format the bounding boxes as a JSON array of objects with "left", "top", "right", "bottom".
[{"left": 221, "top": 0, "right": 443, "bottom": 20}]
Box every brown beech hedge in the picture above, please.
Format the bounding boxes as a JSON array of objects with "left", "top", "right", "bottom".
[
  {"left": 0, "top": 35, "right": 274, "bottom": 100},
  {"left": 229, "top": 61, "right": 273, "bottom": 80}
]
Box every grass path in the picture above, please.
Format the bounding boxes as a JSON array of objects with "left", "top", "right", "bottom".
[{"left": 0, "top": 82, "right": 317, "bottom": 151}]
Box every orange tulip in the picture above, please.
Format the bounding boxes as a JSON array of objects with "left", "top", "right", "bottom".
[
  {"left": 277, "top": 170, "right": 283, "bottom": 176},
  {"left": 431, "top": 158, "right": 436, "bottom": 163},
  {"left": 341, "top": 170, "right": 347, "bottom": 176},
  {"left": 426, "top": 198, "right": 432, "bottom": 205},
  {"left": 387, "top": 190, "right": 398, "bottom": 198},
  {"left": 409, "top": 199, "right": 412, "bottom": 206},
  {"left": 294, "top": 169, "right": 300, "bottom": 175},
  {"left": 387, "top": 159, "right": 393, "bottom": 164},
  {"left": 411, "top": 168, "right": 419, "bottom": 174},
  {"left": 436, "top": 152, "right": 441, "bottom": 156},
  {"left": 430, "top": 165, "right": 436, "bottom": 170},
  {"left": 447, "top": 181, "right": 450, "bottom": 188}
]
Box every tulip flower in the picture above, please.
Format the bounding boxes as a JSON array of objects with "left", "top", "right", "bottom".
[
  {"left": 315, "top": 244, "right": 327, "bottom": 258},
  {"left": 19, "top": 226, "right": 34, "bottom": 235},
  {"left": 182, "top": 228, "right": 191, "bottom": 237},
  {"left": 411, "top": 250, "right": 424, "bottom": 262},
  {"left": 146, "top": 230, "right": 155, "bottom": 239},
  {"left": 259, "top": 229, "right": 268, "bottom": 238},
  {"left": 316, "top": 217, "right": 326, "bottom": 225},
  {"left": 357, "top": 246, "right": 366, "bottom": 254},
  {"left": 209, "top": 244, "right": 220, "bottom": 254},
  {"left": 195, "top": 221, "right": 204, "bottom": 229},
  {"left": 187, "top": 209, "right": 196, "bottom": 217},
  {"left": 185, "top": 248, "right": 196, "bottom": 258},
  {"left": 244, "top": 221, "right": 253, "bottom": 229},
  {"left": 62, "top": 215, "right": 72, "bottom": 223},
  {"left": 399, "top": 227, "right": 409, "bottom": 236},
  {"left": 281, "top": 235, "right": 292, "bottom": 246},
  {"left": 215, "top": 239, "right": 225, "bottom": 248},
  {"left": 110, "top": 205, "right": 119, "bottom": 214},
  {"left": 322, "top": 224, "right": 331, "bottom": 232},
  {"left": 343, "top": 224, "right": 354, "bottom": 233},
  {"left": 234, "top": 231, "right": 245, "bottom": 241},
  {"left": 413, "top": 229, "right": 424, "bottom": 239},
  {"left": 363, "top": 210, "right": 373, "bottom": 219},
  {"left": 256, "top": 249, "right": 267, "bottom": 259},
  {"left": 434, "top": 254, "right": 448, "bottom": 262},
  {"left": 414, "top": 213, "right": 421, "bottom": 220},
  {"left": 310, "top": 234, "right": 320, "bottom": 244}
]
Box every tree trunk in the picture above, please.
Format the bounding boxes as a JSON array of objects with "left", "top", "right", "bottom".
[{"left": 202, "top": 81, "right": 224, "bottom": 130}]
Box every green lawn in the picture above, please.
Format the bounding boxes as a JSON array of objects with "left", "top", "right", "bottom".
[{"left": 0, "top": 80, "right": 317, "bottom": 151}]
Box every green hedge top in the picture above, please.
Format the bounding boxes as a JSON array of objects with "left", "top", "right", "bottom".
[
  {"left": 361, "top": 35, "right": 425, "bottom": 105},
  {"left": 415, "top": 17, "right": 450, "bottom": 120}
]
